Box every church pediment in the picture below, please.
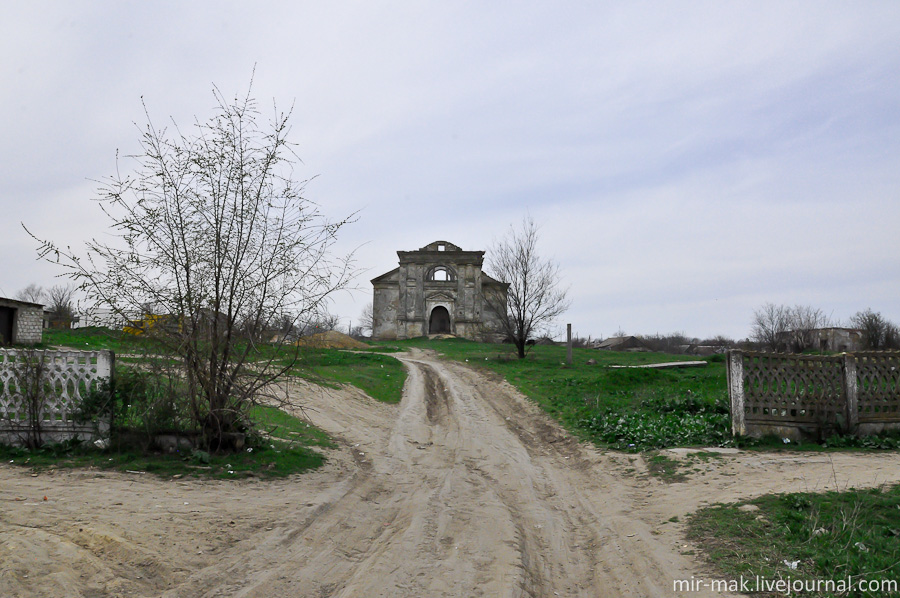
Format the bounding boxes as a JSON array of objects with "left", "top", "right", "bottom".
[
  {"left": 425, "top": 291, "right": 456, "bottom": 302},
  {"left": 371, "top": 267, "right": 400, "bottom": 284}
]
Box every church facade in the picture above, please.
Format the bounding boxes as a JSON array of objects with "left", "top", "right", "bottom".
[{"left": 371, "top": 241, "right": 508, "bottom": 341}]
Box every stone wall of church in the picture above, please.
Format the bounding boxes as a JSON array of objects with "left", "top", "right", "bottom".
[{"left": 371, "top": 241, "right": 507, "bottom": 342}]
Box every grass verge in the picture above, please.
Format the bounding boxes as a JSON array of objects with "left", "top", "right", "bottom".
[
  {"left": 1, "top": 404, "right": 333, "bottom": 480},
  {"left": 688, "top": 484, "right": 900, "bottom": 597},
  {"left": 289, "top": 348, "right": 406, "bottom": 404}
]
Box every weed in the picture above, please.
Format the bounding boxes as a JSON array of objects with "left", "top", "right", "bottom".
[{"left": 688, "top": 485, "right": 900, "bottom": 595}]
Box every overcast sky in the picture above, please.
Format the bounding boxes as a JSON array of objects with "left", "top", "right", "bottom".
[{"left": 2, "top": 2, "right": 899, "bottom": 340}]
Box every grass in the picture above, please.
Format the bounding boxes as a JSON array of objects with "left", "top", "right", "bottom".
[
  {"left": 644, "top": 452, "right": 688, "bottom": 483},
  {"left": 643, "top": 450, "right": 726, "bottom": 482},
  {"left": 248, "top": 404, "right": 335, "bottom": 447},
  {"left": 41, "top": 326, "right": 164, "bottom": 354},
  {"left": 0, "top": 431, "right": 327, "bottom": 480},
  {"left": 1, "top": 402, "right": 333, "bottom": 480},
  {"left": 376, "top": 337, "right": 730, "bottom": 450},
  {"left": 288, "top": 348, "right": 406, "bottom": 404},
  {"left": 688, "top": 484, "right": 900, "bottom": 597}
]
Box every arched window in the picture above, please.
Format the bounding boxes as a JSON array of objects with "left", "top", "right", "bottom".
[{"left": 427, "top": 266, "right": 455, "bottom": 282}]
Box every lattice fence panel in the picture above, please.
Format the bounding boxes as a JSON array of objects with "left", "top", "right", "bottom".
[
  {"left": 741, "top": 352, "right": 844, "bottom": 425},
  {"left": 857, "top": 352, "right": 900, "bottom": 423},
  {"left": 0, "top": 349, "right": 113, "bottom": 443}
]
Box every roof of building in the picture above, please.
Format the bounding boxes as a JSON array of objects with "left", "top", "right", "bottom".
[{"left": 0, "top": 296, "right": 45, "bottom": 308}]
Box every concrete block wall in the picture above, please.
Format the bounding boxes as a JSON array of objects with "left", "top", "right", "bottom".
[{"left": 16, "top": 307, "right": 43, "bottom": 345}]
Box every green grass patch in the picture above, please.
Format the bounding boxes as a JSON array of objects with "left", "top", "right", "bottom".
[
  {"left": 248, "top": 404, "right": 334, "bottom": 447},
  {"left": 0, "top": 441, "right": 325, "bottom": 480},
  {"left": 644, "top": 452, "right": 688, "bottom": 483},
  {"left": 289, "top": 348, "right": 406, "bottom": 404},
  {"left": 1, "top": 404, "right": 332, "bottom": 479},
  {"left": 377, "top": 337, "right": 730, "bottom": 450},
  {"left": 688, "top": 484, "right": 900, "bottom": 597}
]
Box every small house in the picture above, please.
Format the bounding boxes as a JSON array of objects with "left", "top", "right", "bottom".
[{"left": 0, "top": 297, "right": 44, "bottom": 345}]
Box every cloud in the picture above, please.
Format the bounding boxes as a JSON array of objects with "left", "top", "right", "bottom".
[{"left": 2, "top": 2, "right": 899, "bottom": 339}]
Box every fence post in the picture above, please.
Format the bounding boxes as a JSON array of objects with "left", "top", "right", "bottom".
[
  {"left": 842, "top": 353, "right": 859, "bottom": 434},
  {"left": 566, "top": 323, "right": 572, "bottom": 365},
  {"left": 727, "top": 350, "right": 746, "bottom": 436}
]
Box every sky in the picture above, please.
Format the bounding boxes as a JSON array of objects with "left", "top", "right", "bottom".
[{"left": 2, "top": 2, "right": 899, "bottom": 341}]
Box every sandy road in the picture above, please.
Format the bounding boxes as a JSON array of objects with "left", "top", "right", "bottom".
[{"left": 2, "top": 348, "right": 899, "bottom": 597}]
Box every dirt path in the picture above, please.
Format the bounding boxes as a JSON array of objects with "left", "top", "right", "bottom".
[{"left": 2, "top": 349, "right": 899, "bottom": 597}]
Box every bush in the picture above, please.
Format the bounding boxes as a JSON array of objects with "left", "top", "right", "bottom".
[
  {"left": 580, "top": 393, "right": 732, "bottom": 450},
  {"left": 76, "top": 367, "right": 196, "bottom": 447}
]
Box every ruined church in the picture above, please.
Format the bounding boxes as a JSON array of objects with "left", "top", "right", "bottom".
[{"left": 371, "top": 241, "right": 508, "bottom": 341}]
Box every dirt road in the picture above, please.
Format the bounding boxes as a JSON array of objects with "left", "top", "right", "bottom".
[{"left": 2, "top": 349, "right": 899, "bottom": 597}]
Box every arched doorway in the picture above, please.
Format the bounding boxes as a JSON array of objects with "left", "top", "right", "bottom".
[{"left": 429, "top": 306, "right": 451, "bottom": 334}]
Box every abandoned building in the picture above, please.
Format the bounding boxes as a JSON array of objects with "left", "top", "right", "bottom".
[
  {"left": 812, "top": 327, "right": 864, "bottom": 352},
  {"left": 0, "top": 297, "right": 44, "bottom": 345},
  {"left": 371, "top": 241, "right": 508, "bottom": 341}
]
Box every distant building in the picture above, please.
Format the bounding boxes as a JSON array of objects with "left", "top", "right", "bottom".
[
  {"left": 595, "top": 336, "right": 649, "bottom": 352},
  {"left": 774, "top": 327, "right": 865, "bottom": 353},
  {"left": 371, "top": 240, "right": 508, "bottom": 341},
  {"left": 0, "top": 297, "right": 44, "bottom": 345},
  {"left": 814, "top": 327, "right": 864, "bottom": 352}
]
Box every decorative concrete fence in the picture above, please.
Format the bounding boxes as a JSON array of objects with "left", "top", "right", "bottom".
[
  {"left": 0, "top": 349, "right": 114, "bottom": 446},
  {"left": 727, "top": 350, "right": 900, "bottom": 441}
]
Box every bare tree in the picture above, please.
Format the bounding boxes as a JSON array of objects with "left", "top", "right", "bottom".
[
  {"left": 7, "top": 349, "right": 52, "bottom": 449},
  {"left": 750, "top": 303, "right": 790, "bottom": 351},
  {"left": 851, "top": 309, "right": 900, "bottom": 350},
  {"left": 46, "top": 284, "right": 77, "bottom": 328},
  {"left": 751, "top": 303, "right": 830, "bottom": 352},
  {"left": 15, "top": 283, "right": 45, "bottom": 304},
  {"left": 786, "top": 305, "right": 830, "bottom": 352},
  {"left": 358, "top": 302, "right": 374, "bottom": 336},
  {"left": 28, "top": 80, "right": 354, "bottom": 450},
  {"left": 484, "top": 216, "right": 570, "bottom": 359}
]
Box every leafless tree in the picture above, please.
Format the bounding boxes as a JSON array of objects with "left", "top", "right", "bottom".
[
  {"left": 484, "top": 216, "right": 570, "bottom": 359},
  {"left": 28, "top": 80, "right": 354, "bottom": 450},
  {"left": 7, "top": 349, "right": 51, "bottom": 449},
  {"left": 15, "top": 283, "right": 45, "bottom": 304},
  {"left": 46, "top": 284, "right": 77, "bottom": 327},
  {"left": 358, "top": 302, "right": 374, "bottom": 336},
  {"left": 751, "top": 303, "right": 830, "bottom": 352},
  {"left": 786, "top": 305, "right": 830, "bottom": 352},
  {"left": 851, "top": 309, "right": 900, "bottom": 350},
  {"left": 751, "top": 303, "right": 790, "bottom": 351}
]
